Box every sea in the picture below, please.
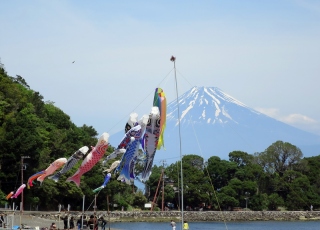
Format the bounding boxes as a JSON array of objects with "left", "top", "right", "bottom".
[{"left": 108, "top": 221, "right": 320, "bottom": 230}]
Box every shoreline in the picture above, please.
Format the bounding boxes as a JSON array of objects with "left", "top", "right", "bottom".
[{"left": 1, "top": 210, "right": 320, "bottom": 227}]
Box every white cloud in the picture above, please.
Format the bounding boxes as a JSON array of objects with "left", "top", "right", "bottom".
[
  {"left": 255, "top": 107, "right": 320, "bottom": 135},
  {"left": 281, "top": 113, "right": 318, "bottom": 125}
]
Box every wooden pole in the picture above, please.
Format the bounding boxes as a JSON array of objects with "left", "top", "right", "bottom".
[
  {"left": 94, "top": 195, "right": 97, "bottom": 229},
  {"left": 107, "top": 195, "right": 111, "bottom": 230},
  {"left": 151, "top": 170, "right": 163, "bottom": 211},
  {"left": 162, "top": 168, "right": 165, "bottom": 211}
]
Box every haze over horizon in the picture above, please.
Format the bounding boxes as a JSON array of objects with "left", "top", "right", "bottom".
[{"left": 1, "top": 0, "right": 320, "bottom": 137}]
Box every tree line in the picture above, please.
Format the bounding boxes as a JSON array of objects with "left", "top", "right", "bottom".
[
  {"left": 1, "top": 62, "right": 319, "bottom": 212},
  {"left": 150, "top": 147, "right": 320, "bottom": 211},
  {"left": 0, "top": 63, "right": 146, "bottom": 211}
]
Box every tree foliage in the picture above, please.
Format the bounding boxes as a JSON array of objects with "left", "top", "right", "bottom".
[{"left": 1, "top": 62, "right": 320, "bottom": 212}]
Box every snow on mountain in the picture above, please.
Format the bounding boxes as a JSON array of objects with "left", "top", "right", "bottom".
[{"left": 110, "top": 86, "right": 320, "bottom": 165}]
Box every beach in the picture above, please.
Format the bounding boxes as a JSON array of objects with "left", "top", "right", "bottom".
[{"left": 1, "top": 213, "right": 119, "bottom": 230}]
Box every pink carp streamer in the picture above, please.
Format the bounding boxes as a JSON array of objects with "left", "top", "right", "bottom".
[
  {"left": 66, "top": 132, "right": 109, "bottom": 187},
  {"left": 37, "top": 158, "right": 67, "bottom": 183},
  {"left": 11, "top": 184, "right": 26, "bottom": 199}
]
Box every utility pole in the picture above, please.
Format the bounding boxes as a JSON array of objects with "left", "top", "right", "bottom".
[
  {"left": 161, "top": 160, "right": 166, "bottom": 211},
  {"left": 20, "top": 155, "right": 30, "bottom": 228},
  {"left": 94, "top": 194, "right": 97, "bottom": 214},
  {"left": 20, "top": 156, "right": 30, "bottom": 212},
  {"left": 151, "top": 170, "right": 163, "bottom": 211},
  {"left": 245, "top": 192, "right": 250, "bottom": 210},
  {"left": 93, "top": 194, "right": 97, "bottom": 229}
]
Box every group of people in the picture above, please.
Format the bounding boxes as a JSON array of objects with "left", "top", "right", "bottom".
[
  {"left": 170, "top": 220, "right": 189, "bottom": 230},
  {"left": 50, "top": 214, "right": 107, "bottom": 230},
  {"left": 62, "top": 215, "right": 75, "bottom": 229},
  {"left": 77, "top": 215, "right": 107, "bottom": 230}
]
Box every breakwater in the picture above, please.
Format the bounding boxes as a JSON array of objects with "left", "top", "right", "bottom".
[{"left": 23, "top": 210, "right": 320, "bottom": 222}]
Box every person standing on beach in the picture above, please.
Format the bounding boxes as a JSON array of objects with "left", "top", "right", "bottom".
[
  {"left": 76, "top": 216, "right": 82, "bottom": 230},
  {"left": 63, "top": 213, "right": 68, "bottom": 230},
  {"left": 69, "top": 216, "right": 75, "bottom": 229},
  {"left": 183, "top": 220, "right": 189, "bottom": 230},
  {"left": 0, "top": 213, "right": 3, "bottom": 228},
  {"left": 87, "top": 215, "right": 98, "bottom": 230},
  {"left": 99, "top": 217, "right": 107, "bottom": 230},
  {"left": 170, "top": 220, "right": 176, "bottom": 230}
]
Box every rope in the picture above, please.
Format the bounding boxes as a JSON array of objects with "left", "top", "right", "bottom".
[
  {"left": 189, "top": 114, "right": 229, "bottom": 230},
  {"left": 106, "top": 68, "right": 174, "bottom": 135}
]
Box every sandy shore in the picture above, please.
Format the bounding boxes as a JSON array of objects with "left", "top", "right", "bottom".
[{"left": 2, "top": 214, "right": 119, "bottom": 230}]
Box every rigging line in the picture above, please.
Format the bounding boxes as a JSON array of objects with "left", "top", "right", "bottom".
[
  {"left": 86, "top": 190, "right": 102, "bottom": 212},
  {"left": 153, "top": 155, "right": 181, "bottom": 164},
  {"left": 189, "top": 113, "right": 229, "bottom": 230},
  {"left": 224, "top": 121, "right": 258, "bottom": 154},
  {"left": 106, "top": 68, "right": 174, "bottom": 135},
  {"left": 176, "top": 69, "right": 194, "bottom": 87}
]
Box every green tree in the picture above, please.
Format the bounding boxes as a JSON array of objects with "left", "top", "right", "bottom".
[
  {"left": 216, "top": 186, "right": 239, "bottom": 210},
  {"left": 268, "top": 193, "right": 284, "bottom": 210},
  {"left": 206, "top": 156, "right": 237, "bottom": 190},
  {"left": 254, "top": 141, "right": 304, "bottom": 176},
  {"left": 133, "top": 190, "right": 148, "bottom": 209}
]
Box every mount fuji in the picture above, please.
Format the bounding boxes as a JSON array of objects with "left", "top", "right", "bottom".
[{"left": 109, "top": 86, "right": 320, "bottom": 165}]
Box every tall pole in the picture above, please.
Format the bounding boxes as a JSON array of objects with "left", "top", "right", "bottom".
[
  {"left": 20, "top": 157, "right": 23, "bottom": 228},
  {"left": 93, "top": 195, "right": 97, "bottom": 230},
  {"left": 94, "top": 194, "right": 97, "bottom": 214},
  {"left": 171, "top": 55, "right": 184, "bottom": 229},
  {"left": 82, "top": 195, "right": 85, "bottom": 229}
]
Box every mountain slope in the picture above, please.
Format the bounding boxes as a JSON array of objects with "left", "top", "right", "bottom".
[{"left": 110, "top": 86, "right": 320, "bottom": 165}]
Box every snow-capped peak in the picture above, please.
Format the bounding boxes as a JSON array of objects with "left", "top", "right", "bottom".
[{"left": 167, "top": 86, "right": 257, "bottom": 126}]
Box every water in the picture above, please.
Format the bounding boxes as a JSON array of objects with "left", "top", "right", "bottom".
[{"left": 108, "top": 221, "right": 320, "bottom": 230}]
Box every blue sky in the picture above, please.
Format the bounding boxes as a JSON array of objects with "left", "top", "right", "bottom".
[{"left": 1, "top": 0, "right": 320, "bottom": 139}]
